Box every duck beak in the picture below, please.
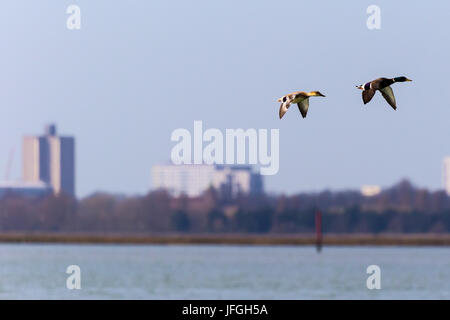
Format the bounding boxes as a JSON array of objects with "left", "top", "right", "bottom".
[
  {"left": 356, "top": 85, "right": 363, "bottom": 90},
  {"left": 406, "top": 78, "right": 412, "bottom": 81},
  {"left": 319, "top": 93, "right": 326, "bottom": 97}
]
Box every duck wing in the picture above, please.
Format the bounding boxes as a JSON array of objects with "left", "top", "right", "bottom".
[
  {"left": 379, "top": 86, "right": 397, "bottom": 110},
  {"left": 362, "top": 89, "right": 376, "bottom": 104},
  {"left": 279, "top": 92, "right": 301, "bottom": 119},
  {"left": 279, "top": 101, "right": 291, "bottom": 119},
  {"left": 297, "top": 98, "right": 309, "bottom": 118}
]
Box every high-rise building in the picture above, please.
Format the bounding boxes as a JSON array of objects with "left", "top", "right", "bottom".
[
  {"left": 444, "top": 157, "right": 450, "bottom": 196},
  {"left": 151, "top": 164, "right": 263, "bottom": 197},
  {"left": 22, "top": 124, "right": 75, "bottom": 197}
]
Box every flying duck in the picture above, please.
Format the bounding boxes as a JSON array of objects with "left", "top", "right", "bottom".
[
  {"left": 278, "top": 91, "right": 326, "bottom": 119},
  {"left": 356, "top": 76, "right": 412, "bottom": 110}
]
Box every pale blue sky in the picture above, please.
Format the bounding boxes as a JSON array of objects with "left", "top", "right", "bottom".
[{"left": 1, "top": 1, "right": 449, "bottom": 197}]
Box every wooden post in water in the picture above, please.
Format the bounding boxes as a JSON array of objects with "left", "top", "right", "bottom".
[{"left": 315, "top": 209, "right": 322, "bottom": 253}]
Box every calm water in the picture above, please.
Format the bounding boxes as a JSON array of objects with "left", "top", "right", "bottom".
[{"left": 0, "top": 244, "right": 449, "bottom": 299}]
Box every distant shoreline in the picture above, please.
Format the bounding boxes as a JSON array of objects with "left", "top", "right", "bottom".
[{"left": 0, "top": 233, "right": 449, "bottom": 246}]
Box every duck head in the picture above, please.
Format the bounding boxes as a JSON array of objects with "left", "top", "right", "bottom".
[
  {"left": 394, "top": 76, "right": 412, "bottom": 82},
  {"left": 308, "top": 91, "right": 326, "bottom": 97},
  {"left": 356, "top": 85, "right": 364, "bottom": 90}
]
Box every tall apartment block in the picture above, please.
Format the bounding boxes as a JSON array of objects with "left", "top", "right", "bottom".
[
  {"left": 22, "top": 124, "right": 75, "bottom": 197},
  {"left": 444, "top": 157, "right": 450, "bottom": 196}
]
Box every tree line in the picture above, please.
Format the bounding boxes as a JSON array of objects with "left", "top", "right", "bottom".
[{"left": 0, "top": 180, "right": 449, "bottom": 233}]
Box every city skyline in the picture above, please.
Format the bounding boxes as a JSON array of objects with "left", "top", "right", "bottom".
[
  {"left": 2, "top": 122, "right": 450, "bottom": 199},
  {"left": 1, "top": 1, "right": 450, "bottom": 197}
]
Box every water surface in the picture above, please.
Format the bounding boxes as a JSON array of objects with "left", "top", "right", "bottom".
[{"left": 0, "top": 244, "right": 448, "bottom": 299}]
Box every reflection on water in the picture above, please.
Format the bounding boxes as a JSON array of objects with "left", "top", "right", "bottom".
[{"left": 0, "top": 244, "right": 449, "bottom": 299}]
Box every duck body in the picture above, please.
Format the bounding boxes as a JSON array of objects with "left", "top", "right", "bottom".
[
  {"left": 357, "top": 76, "right": 412, "bottom": 110},
  {"left": 278, "top": 91, "right": 325, "bottom": 119}
]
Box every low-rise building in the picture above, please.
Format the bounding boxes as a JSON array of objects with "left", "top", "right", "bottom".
[
  {"left": 361, "top": 185, "right": 382, "bottom": 197},
  {"left": 151, "top": 164, "right": 263, "bottom": 197},
  {"left": 0, "top": 181, "right": 52, "bottom": 199}
]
